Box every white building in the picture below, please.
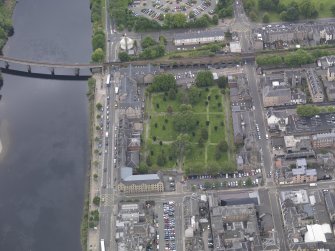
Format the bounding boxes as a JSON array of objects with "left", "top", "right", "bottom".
[{"left": 174, "top": 30, "right": 225, "bottom": 46}]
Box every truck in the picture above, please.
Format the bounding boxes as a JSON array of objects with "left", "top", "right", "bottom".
[
  {"left": 100, "top": 239, "right": 105, "bottom": 251},
  {"left": 105, "top": 132, "right": 109, "bottom": 138},
  {"left": 106, "top": 74, "right": 111, "bottom": 86},
  {"left": 309, "top": 183, "right": 317, "bottom": 187}
]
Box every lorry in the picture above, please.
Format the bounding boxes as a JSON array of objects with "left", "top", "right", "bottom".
[{"left": 309, "top": 183, "right": 317, "bottom": 187}]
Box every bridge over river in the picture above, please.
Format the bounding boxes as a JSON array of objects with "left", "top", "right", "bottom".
[{"left": 0, "top": 52, "right": 255, "bottom": 80}]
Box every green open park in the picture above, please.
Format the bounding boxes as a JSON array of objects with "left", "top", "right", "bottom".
[{"left": 141, "top": 83, "right": 236, "bottom": 175}]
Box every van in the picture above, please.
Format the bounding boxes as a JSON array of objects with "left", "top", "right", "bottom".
[{"left": 265, "top": 134, "right": 269, "bottom": 140}]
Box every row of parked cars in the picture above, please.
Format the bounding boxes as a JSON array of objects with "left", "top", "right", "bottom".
[
  {"left": 163, "top": 201, "right": 176, "bottom": 251},
  {"left": 140, "top": 8, "right": 162, "bottom": 19},
  {"left": 192, "top": 1, "right": 211, "bottom": 16},
  {"left": 187, "top": 169, "right": 262, "bottom": 180}
]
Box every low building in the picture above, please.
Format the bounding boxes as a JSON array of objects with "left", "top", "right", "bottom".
[
  {"left": 174, "top": 30, "right": 225, "bottom": 46},
  {"left": 306, "top": 69, "right": 324, "bottom": 103},
  {"left": 118, "top": 167, "right": 164, "bottom": 194},
  {"left": 266, "top": 108, "right": 288, "bottom": 132},
  {"left": 312, "top": 130, "right": 335, "bottom": 149},
  {"left": 263, "top": 86, "right": 291, "bottom": 107},
  {"left": 232, "top": 112, "right": 244, "bottom": 144},
  {"left": 230, "top": 41, "right": 241, "bottom": 53},
  {"left": 327, "top": 66, "right": 335, "bottom": 81},
  {"left": 291, "top": 158, "right": 317, "bottom": 184}
]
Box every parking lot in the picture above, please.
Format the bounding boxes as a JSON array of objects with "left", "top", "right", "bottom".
[
  {"left": 163, "top": 201, "right": 176, "bottom": 251},
  {"left": 129, "top": 0, "right": 216, "bottom": 20}
]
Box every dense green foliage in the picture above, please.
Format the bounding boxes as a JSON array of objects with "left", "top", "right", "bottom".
[
  {"left": 256, "top": 49, "right": 331, "bottom": 67},
  {"left": 216, "top": 76, "right": 228, "bottom": 89},
  {"left": 148, "top": 73, "right": 176, "bottom": 92},
  {"left": 90, "top": 0, "right": 105, "bottom": 62},
  {"left": 297, "top": 104, "right": 335, "bottom": 117},
  {"left": 215, "top": 0, "right": 234, "bottom": 18},
  {"left": 195, "top": 71, "right": 215, "bottom": 87},
  {"left": 243, "top": 0, "right": 319, "bottom": 22},
  {"left": 0, "top": 2, "right": 13, "bottom": 52},
  {"left": 173, "top": 105, "right": 196, "bottom": 133}
]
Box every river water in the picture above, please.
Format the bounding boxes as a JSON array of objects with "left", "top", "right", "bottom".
[{"left": 0, "top": 0, "right": 92, "bottom": 249}]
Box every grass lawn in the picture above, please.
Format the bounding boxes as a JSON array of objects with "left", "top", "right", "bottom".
[
  {"left": 184, "top": 145, "right": 206, "bottom": 169},
  {"left": 152, "top": 93, "right": 180, "bottom": 113},
  {"left": 145, "top": 143, "right": 177, "bottom": 170},
  {"left": 209, "top": 114, "right": 225, "bottom": 144},
  {"left": 207, "top": 144, "right": 229, "bottom": 166},
  {"left": 149, "top": 115, "right": 177, "bottom": 141}
]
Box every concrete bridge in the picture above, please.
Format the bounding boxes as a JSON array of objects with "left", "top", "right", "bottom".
[
  {"left": 0, "top": 55, "right": 103, "bottom": 80},
  {"left": 0, "top": 52, "right": 254, "bottom": 80}
]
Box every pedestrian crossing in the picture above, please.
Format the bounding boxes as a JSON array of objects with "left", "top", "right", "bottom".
[
  {"left": 102, "top": 193, "right": 114, "bottom": 206},
  {"left": 231, "top": 22, "right": 251, "bottom": 33}
]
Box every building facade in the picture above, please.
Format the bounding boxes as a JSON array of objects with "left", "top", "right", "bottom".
[
  {"left": 306, "top": 69, "right": 324, "bottom": 103},
  {"left": 312, "top": 131, "right": 335, "bottom": 149},
  {"left": 174, "top": 30, "right": 225, "bottom": 46}
]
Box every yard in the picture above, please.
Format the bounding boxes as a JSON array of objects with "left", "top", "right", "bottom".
[{"left": 142, "top": 86, "right": 236, "bottom": 174}]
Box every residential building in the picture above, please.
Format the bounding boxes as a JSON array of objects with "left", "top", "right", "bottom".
[
  {"left": 266, "top": 108, "right": 289, "bottom": 132},
  {"left": 283, "top": 135, "right": 315, "bottom": 159},
  {"left": 327, "top": 66, "right": 335, "bottom": 81},
  {"left": 210, "top": 204, "right": 262, "bottom": 250},
  {"left": 306, "top": 69, "right": 324, "bottom": 102},
  {"left": 320, "top": 28, "right": 335, "bottom": 42},
  {"left": 291, "top": 91, "right": 306, "bottom": 104},
  {"left": 290, "top": 158, "right": 317, "bottom": 184},
  {"left": 118, "top": 167, "right": 164, "bottom": 193},
  {"left": 317, "top": 55, "right": 335, "bottom": 69},
  {"left": 174, "top": 30, "right": 225, "bottom": 46},
  {"left": 232, "top": 112, "right": 244, "bottom": 144},
  {"left": 263, "top": 86, "right": 291, "bottom": 107},
  {"left": 312, "top": 130, "right": 335, "bottom": 149}
]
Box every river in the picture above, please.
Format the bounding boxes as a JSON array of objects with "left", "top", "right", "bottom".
[{"left": 0, "top": 0, "right": 92, "bottom": 249}]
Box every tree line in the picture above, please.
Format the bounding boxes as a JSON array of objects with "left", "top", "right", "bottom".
[
  {"left": 256, "top": 49, "right": 331, "bottom": 67},
  {"left": 90, "top": 0, "right": 106, "bottom": 62}
]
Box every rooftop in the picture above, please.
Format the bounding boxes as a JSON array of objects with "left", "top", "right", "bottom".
[{"left": 174, "top": 29, "right": 225, "bottom": 40}]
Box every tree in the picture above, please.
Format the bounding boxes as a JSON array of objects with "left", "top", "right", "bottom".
[
  {"left": 168, "top": 88, "right": 177, "bottom": 100},
  {"left": 246, "top": 177, "right": 253, "bottom": 187},
  {"left": 280, "top": 7, "right": 299, "bottom": 21},
  {"left": 249, "top": 10, "right": 258, "bottom": 21},
  {"left": 141, "top": 36, "right": 157, "bottom": 49},
  {"left": 331, "top": 5, "right": 335, "bottom": 16},
  {"left": 171, "top": 134, "right": 192, "bottom": 161},
  {"left": 91, "top": 48, "right": 104, "bottom": 62},
  {"left": 157, "top": 153, "right": 167, "bottom": 166},
  {"left": 217, "top": 140, "right": 228, "bottom": 152},
  {"left": 284, "top": 49, "right": 313, "bottom": 67},
  {"left": 96, "top": 103, "right": 102, "bottom": 110},
  {"left": 118, "top": 51, "right": 130, "bottom": 62},
  {"left": 216, "top": 76, "right": 228, "bottom": 89},
  {"left": 138, "top": 163, "right": 149, "bottom": 174},
  {"left": 92, "top": 33, "right": 105, "bottom": 51},
  {"left": 146, "top": 156, "right": 153, "bottom": 166},
  {"left": 93, "top": 196, "right": 100, "bottom": 206},
  {"left": 173, "top": 105, "right": 196, "bottom": 133},
  {"left": 200, "top": 128, "right": 208, "bottom": 140},
  {"left": 262, "top": 12, "right": 270, "bottom": 23},
  {"left": 195, "top": 71, "right": 214, "bottom": 87},
  {"left": 296, "top": 104, "right": 320, "bottom": 117},
  {"left": 188, "top": 87, "right": 201, "bottom": 104},
  {"left": 93, "top": 173, "right": 98, "bottom": 180},
  {"left": 149, "top": 73, "right": 176, "bottom": 92},
  {"left": 299, "top": 0, "right": 318, "bottom": 18},
  {"left": 164, "top": 13, "right": 187, "bottom": 28}
]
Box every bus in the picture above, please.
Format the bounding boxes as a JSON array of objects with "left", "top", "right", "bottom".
[
  {"left": 100, "top": 239, "right": 105, "bottom": 251},
  {"left": 106, "top": 74, "right": 111, "bottom": 86}
]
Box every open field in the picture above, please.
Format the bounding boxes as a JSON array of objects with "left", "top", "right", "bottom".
[{"left": 142, "top": 86, "right": 235, "bottom": 174}]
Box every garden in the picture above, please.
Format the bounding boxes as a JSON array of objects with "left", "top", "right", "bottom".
[{"left": 140, "top": 71, "right": 236, "bottom": 175}]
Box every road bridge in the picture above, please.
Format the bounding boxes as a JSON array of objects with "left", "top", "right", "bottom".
[{"left": 0, "top": 53, "right": 253, "bottom": 79}]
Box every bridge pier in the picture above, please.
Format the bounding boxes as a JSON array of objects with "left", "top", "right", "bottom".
[
  {"left": 5, "top": 61, "right": 9, "bottom": 69},
  {"left": 49, "top": 67, "right": 55, "bottom": 75},
  {"left": 27, "top": 65, "right": 31, "bottom": 73},
  {"left": 74, "top": 68, "right": 79, "bottom": 76}
]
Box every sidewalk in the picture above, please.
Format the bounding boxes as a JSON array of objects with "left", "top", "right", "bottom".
[{"left": 87, "top": 73, "right": 106, "bottom": 251}]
